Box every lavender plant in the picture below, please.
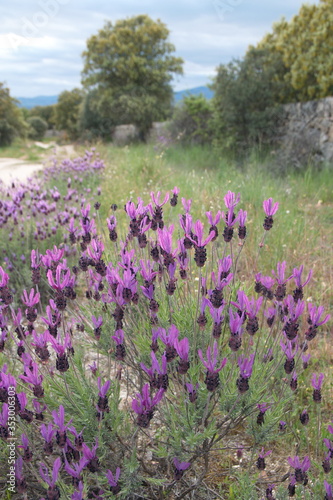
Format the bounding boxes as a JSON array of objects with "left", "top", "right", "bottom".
[{"left": 0, "top": 165, "right": 332, "bottom": 500}]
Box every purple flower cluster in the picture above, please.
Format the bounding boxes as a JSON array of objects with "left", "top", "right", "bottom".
[{"left": 0, "top": 178, "right": 331, "bottom": 499}]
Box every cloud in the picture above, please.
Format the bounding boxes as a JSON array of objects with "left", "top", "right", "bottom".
[{"left": 1, "top": 0, "right": 321, "bottom": 97}]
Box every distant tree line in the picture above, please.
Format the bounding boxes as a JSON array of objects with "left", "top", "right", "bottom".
[{"left": 1, "top": 1, "right": 332, "bottom": 152}]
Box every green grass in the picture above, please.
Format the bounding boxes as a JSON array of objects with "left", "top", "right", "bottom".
[
  {"left": 1, "top": 141, "right": 332, "bottom": 499},
  {"left": 0, "top": 137, "right": 56, "bottom": 161},
  {"left": 89, "top": 142, "right": 333, "bottom": 307}
]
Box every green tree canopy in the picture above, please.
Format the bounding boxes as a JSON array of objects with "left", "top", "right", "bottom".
[
  {"left": 211, "top": 47, "right": 284, "bottom": 152},
  {"left": 27, "top": 116, "right": 48, "bottom": 141},
  {"left": 29, "top": 105, "right": 56, "bottom": 129},
  {"left": 256, "top": 0, "right": 333, "bottom": 101},
  {"left": 54, "top": 88, "right": 84, "bottom": 140},
  {"left": 170, "top": 94, "right": 213, "bottom": 145},
  {"left": 81, "top": 15, "right": 183, "bottom": 140},
  {"left": 0, "top": 82, "right": 27, "bottom": 147}
]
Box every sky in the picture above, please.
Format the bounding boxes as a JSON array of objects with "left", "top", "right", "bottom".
[{"left": 0, "top": 0, "right": 319, "bottom": 98}]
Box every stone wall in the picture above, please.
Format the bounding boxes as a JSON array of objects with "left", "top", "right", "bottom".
[
  {"left": 111, "top": 122, "right": 170, "bottom": 145},
  {"left": 275, "top": 97, "right": 333, "bottom": 167}
]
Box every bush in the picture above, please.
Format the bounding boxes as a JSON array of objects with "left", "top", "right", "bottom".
[
  {"left": 0, "top": 171, "right": 331, "bottom": 499},
  {"left": 0, "top": 119, "right": 16, "bottom": 147},
  {"left": 170, "top": 94, "right": 213, "bottom": 145},
  {"left": 211, "top": 48, "right": 285, "bottom": 155},
  {"left": 27, "top": 116, "right": 48, "bottom": 140},
  {"left": 0, "top": 82, "right": 27, "bottom": 146}
]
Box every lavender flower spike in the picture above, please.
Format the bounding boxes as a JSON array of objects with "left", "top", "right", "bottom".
[
  {"left": 174, "top": 457, "right": 191, "bottom": 480},
  {"left": 238, "top": 354, "right": 255, "bottom": 378},
  {"left": 311, "top": 372, "right": 324, "bottom": 402},
  {"left": 198, "top": 341, "right": 227, "bottom": 391},
  {"left": 106, "top": 467, "right": 121, "bottom": 494},
  {"left": 263, "top": 198, "right": 279, "bottom": 231},
  {"left": 198, "top": 341, "right": 227, "bottom": 374},
  {"left": 263, "top": 198, "right": 279, "bottom": 216},
  {"left": 39, "top": 456, "right": 62, "bottom": 488},
  {"left": 288, "top": 455, "right": 311, "bottom": 483},
  {"left": 324, "top": 480, "right": 333, "bottom": 500}
]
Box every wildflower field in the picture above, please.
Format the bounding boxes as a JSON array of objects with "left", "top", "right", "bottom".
[{"left": 0, "top": 142, "right": 332, "bottom": 499}]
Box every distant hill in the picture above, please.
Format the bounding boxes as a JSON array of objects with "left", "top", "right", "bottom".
[
  {"left": 173, "top": 86, "right": 214, "bottom": 103},
  {"left": 16, "top": 95, "right": 58, "bottom": 109},
  {"left": 16, "top": 86, "right": 214, "bottom": 109}
]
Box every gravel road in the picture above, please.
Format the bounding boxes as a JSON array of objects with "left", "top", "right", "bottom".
[{"left": 0, "top": 158, "right": 44, "bottom": 185}]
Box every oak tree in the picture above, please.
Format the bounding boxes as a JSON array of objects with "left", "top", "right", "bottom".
[{"left": 81, "top": 15, "right": 183, "bottom": 140}]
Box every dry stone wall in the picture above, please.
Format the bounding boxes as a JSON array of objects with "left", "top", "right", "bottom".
[{"left": 275, "top": 97, "right": 333, "bottom": 167}]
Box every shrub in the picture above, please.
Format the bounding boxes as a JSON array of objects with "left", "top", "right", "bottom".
[
  {"left": 170, "top": 94, "right": 213, "bottom": 145},
  {"left": 0, "top": 82, "right": 27, "bottom": 146},
  {"left": 0, "top": 162, "right": 331, "bottom": 499},
  {"left": 211, "top": 48, "right": 284, "bottom": 155},
  {"left": 27, "top": 116, "right": 48, "bottom": 141}
]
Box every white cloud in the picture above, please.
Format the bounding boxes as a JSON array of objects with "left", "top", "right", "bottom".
[{"left": 0, "top": 0, "right": 322, "bottom": 97}]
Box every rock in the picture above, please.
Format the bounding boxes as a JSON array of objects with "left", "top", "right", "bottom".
[{"left": 275, "top": 97, "right": 333, "bottom": 168}]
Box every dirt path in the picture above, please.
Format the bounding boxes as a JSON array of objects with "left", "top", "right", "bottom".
[
  {"left": 0, "top": 143, "right": 76, "bottom": 185},
  {"left": 0, "top": 157, "right": 44, "bottom": 185}
]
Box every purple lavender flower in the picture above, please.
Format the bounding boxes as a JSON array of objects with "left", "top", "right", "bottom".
[
  {"left": 21, "top": 288, "right": 40, "bottom": 322},
  {"left": 263, "top": 198, "right": 279, "bottom": 230},
  {"left": 300, "top": 409, "right": 309, "bottom": 426},
  {"left": 272, "top": 261, "right": 292, "bottom": 301},
  {"left": 185, "top": 382, "right": 199, "bottom": 403},
  {"left": 111, "top": 329, "right": 126, "bottom": 360},
  {"left": 170, "top": 186, "right": 180, "bottom": 207},
  {"left": 0, "top": 266, "right": 10, "bottom": 288},
  {"left": 64, "top": 456, "right": 87, "bottom": 489},
  {"left": 288, "top": 455, "right": 311, "bottom": 484},
  {"left": 260, "top": 275, "right": 275, "bottom": 299},
  {"left": 256, "top": 403, "right": 271, "bottom": 426},
  {"left": 19, "top": 361, "right": 44, "bottom": 397},
  {"left": 301, "top": 353, "right": 311, "bottom": 369},
  {"left": 82, "top": 440, "right": 100, "bottom": 472},
  {"left": 292, "top": 265, "right": 313, "bottom": 301},
  {"left": 19, "top": 433, "right": 33, "bottom": 462},
  {"left": 0, "top": 403, "right": 9, "bottom": 439},
  {"left": 48, "top": 333, "right": 72, "bottom": 372},
  {"left": 173, "top": 457, "right": 191, "bottom": 480},
  {"left": 324, "top": 481, "right": 333, "bottom": 500},
  {"left": 52, "top": 405, "right": 73, "bottom": 447},
  {"left": 97, "top": 377, "right": 111, "bottom": 414},
  {"left": 91, "top": 315, "right": 103, "bottom": 340},
  {"left": 236, "top": 354, "right": 255, "bottom": 393},
  {"left": 205, "top": 210, "right": 222, "bottom": 240},
  {"left": 282, "top": 295, "right": 305, "bottom": 340},
  {"left": 181, "top": 197, "right": 192, "bottom": 213},
  {"left": 141, "top": 352, "right": 169, "bottom": 390},
  {"left": 256, "top": 447, "right": 272, "bottom": 470},
  {"left": 228, "top": 308, "right": 244, "bottom": 351},
  {"left": 40, "top": 457, "right": 62, "bottom": 499},
  {"left": 305, "top": 303, "right": 330, "bottom": 340},
  {"left": 279, "top": 421, "right": 287, "bottom": 432},
  {"left": 106, "top": 467, "right": 121, "bottom": 494},
  {"left": 280, "top": 339, "right": 298, "bottom": 374},
  {"left": 15, "top": 456, "right": 27, "bottom": 493},
  {"left": 174, "top": 337, "right": 190, "bottom": 374},
  {"left": 238, "top": 209, "right": 247, "bottom": 240},
  {"left": 159, "top": 324, "right": 179, "bottom": 362},
  {"left": 208, "top": 302, "right": 225, "bottom": 338},
  {"left": 131, "top": 383, "right": 165, "bottom": 428},
  {"left": 311, "top": 373, "right": 324, "bottom": 402},
  {"left": 188, "top": 219, "right": 216, "bottom": 267},
  {"left": 47, "top": 265, "right": 71, "bottom": 293},
  {"left": 158, "top": 224, "right": 176, "bottom": 259},
  {"left": 198, "top": 341, "right": 227, "bottom": 391}
]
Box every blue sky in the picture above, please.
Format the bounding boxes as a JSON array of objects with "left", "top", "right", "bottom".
[{"left": 0, "top": 0, "right": 319, "bottom": 98}]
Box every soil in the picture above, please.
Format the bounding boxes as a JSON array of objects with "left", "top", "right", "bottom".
[{"left": 0, "top": 142, "right": 76, "bottom": 185}]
